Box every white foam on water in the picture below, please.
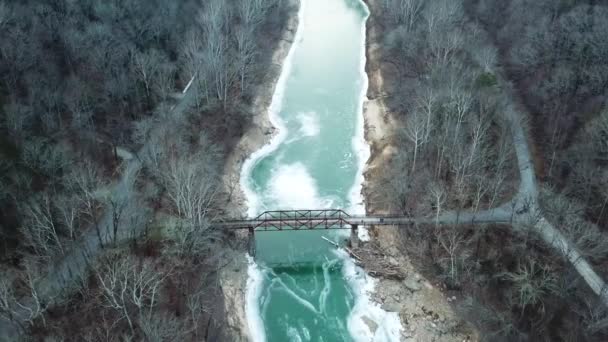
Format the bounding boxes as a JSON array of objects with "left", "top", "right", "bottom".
[
  {"left": 275, "top": 277, "right": 320, "bottom": 315},
  {"left": 240, "top": 0, "right": 307, "bottom": 218},
  {"left": 282, "top": 272, "right": 310, "bottom": 299},
  {"left": 344, "top": 2, "right": 404, "bottom": 339},
  {"left": 333, "top": 250, "right": 403, "bottom": 341},
  {"left": 242, "top": 1, "right": 307, "bottom": 340},
  {"left": 268, "top": 163, "right": 327, "bottom": 209},
  {"left": 318, "top": 259, "right": 337, "bottom": 315},
  {"left": 287, "top": 327, "right": 304, "bottom": 342},
  {"left": 297, "top": 111, "right": 320, "bottom": 137},
  {"left": 246, "top": 255, "right": 268, "bottom": 342},
  {"left": 299, "top": 323, "right": 312, "bottom": 341},
  {"left": 242, "top": 0, "right": 405, "bottom": 341}
]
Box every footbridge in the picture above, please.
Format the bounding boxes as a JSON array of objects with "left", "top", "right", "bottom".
[
  {"left": 217, "top": 209, "right": 415, "bottom": 256},
  {"left": 216, "top": 208, "right": 513, "bottom": 256},
  {"left": 219, "top": 209, "right": 415, "bottom": 230}
]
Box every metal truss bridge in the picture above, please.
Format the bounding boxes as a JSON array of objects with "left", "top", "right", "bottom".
[
  {"left": 218, "top": 209, "right": 414, "bottom": 231},
  {"left": 216, "top": 209, "right": 414, "bottom": 256},
  {"left": 216, "top": 208, "right": 512, "bottom": 256}
]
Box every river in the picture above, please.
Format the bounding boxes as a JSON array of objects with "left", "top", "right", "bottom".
[{"left": 240, "top": 0, "right": 401, "bottom": 340}]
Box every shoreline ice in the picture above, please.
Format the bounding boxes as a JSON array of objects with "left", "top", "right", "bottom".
[
  {"left": 241, "top": 0, "right": 403, "bottom": 340},
  {"left": 344, "top": 1, "right": 404, "bottom": 340},
  {"left": 241, "top": 0, "right": 308, "bottom": 341}
]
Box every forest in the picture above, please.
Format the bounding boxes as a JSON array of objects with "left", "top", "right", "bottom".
[
  {"left": 0, "top": 0, "right": 292, "bottom": 340},
  {"left": 366, "top": 0, "right": 608, "bottom": 340},
  {"left": 2, "top": 0, "right": 608, "bottom": 340}
]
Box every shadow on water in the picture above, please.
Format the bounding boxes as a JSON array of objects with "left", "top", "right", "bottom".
[{"left": 264, "top": 260, "right": 344, "bottom": 275}]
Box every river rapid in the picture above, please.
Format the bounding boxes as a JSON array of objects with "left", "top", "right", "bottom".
[{"left": 240, "top": 0, "right": 402, "bottom": 340}]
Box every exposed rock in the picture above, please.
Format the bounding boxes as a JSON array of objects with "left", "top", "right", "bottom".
[
  {"left": 362, "top": 316, "right": 378, "bottom": 334},
  {"left": 382, "top": 301, "right": 401, "bottom": 312},
  {"left": 403, "top": 277, "right": 422, "bottom": 292},
  {"left": 389, "top": 256, "right": 398, "bottom": 265},
  {"left": 219, "top": 254, "right": 249, "bottom": 342}
]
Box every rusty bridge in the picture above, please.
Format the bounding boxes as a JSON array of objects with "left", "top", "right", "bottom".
[
  {"left": 217, "top": 209, "right": 416, "bottom": 256},
  {"left": 216, "top": 208, "right": 513, "bottom": 256}
]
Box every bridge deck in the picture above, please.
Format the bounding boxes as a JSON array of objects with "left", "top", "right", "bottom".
[
  {"left": 218, "top": 216, "right": 415, "bottom": 230},
  {"left": 216, "top": 208, "right": 512, "bottom": 231}
]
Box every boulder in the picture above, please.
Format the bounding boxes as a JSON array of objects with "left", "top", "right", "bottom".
[
  {"left": 361, "top": 316, "right": 378, "bottom": 334},
  {"left": 403, "top": 277, "right": 422, "bottom": 292}
]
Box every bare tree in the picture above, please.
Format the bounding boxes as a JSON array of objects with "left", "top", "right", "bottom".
[
  {"left": 152, "top": 62, "right": 176, "bottom": 101},
  {"left": 2, "top": 102, "right": 33, "bottom": 143},
  {"left": 402, "top": 112, "right": 428, "bottom": 173},
  {"left": 541, "top": 188, "right": 608, "bottom": 263},
  {"left": 562, "top": 220, "right": 608, "bottom": 264},
  {"left": 162, "top": 151, "right": 220, "bottom": 229},
  {"left": 233, "top": 0, "right": 267, "bottom": 95},
  {"left": 468, "top": 176, "right": 488, "bottom": 213},
  {"left": 449, "top": 89, "right": 473, "bottom": 146},
  {"left": 415, "top": 87, "right": 437, "bottom": 142},
  {"left": 579, "top": 297, "right": 608, "bottom": 337},
  {"left": 435, "top": 227, "right": 469, "bottom": 286},
  {"left": 198, "top": 0, "right": 235, "bottom": 108},
  {"left": 20, "top": 192, "right": 64, "bottom": 258},
  {"left": 143, "top": 128, "right": 223, "bottom": 255},
  {"left": 587, "top": 108, "right": 608, "bottom": 158},
  {"left": 179, "top": 29, "right": 206, "bottom": 104},
  {"left": 66, "top": 160, "right": 106, "bottom": 247},
  {"left": 0, "top": 1, "right": 11, "bottom": 30},
  {"left": 428, "top": 181, "right": 446, "bottom": 226},
  {"left": 234, "top": 23, "right": 257, "bottom": 95},
  {"left": 55, "top": 195, "right": 79, "bottom": 241},
  {"left": 0, "top": 272, "right": 22, "bottom": 331},
  {"left": 382, "top": 0, "right": 424, "bottom": 31},
  {"left": 139, "top": 312, "right": 184, "bottom": 342},
  {"left": 384, "top": 151, "right": 411, "bottom": 214},
  {"left": 103, "top": 188, "right": 133, "bottom": 245},
  {"left": 96, "top": 255, "right": 165, "bottom": 334},
  {"left": 502, "top": 258, "right": 558, "bottom": 317},
  {"left": 0, "top": 262, "right": 50, "bottom": 332},
  {"left": 131, "top": 49, "right": 162, "bottom": 102},
  {"left": 472, "top": 44, "right": 497, "bottom": 72},
  {"left": 21, "top": 138, "right": 72, "bottom": 183}
]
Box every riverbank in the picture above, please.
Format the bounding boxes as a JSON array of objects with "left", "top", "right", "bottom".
[
  {"left": 358, "top": 0, "right": 478, "bottom": 340},
  {"left": 218, "top": 1, "right": 301, "bottom": 340}
]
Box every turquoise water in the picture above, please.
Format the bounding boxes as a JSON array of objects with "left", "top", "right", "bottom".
[{"left": 241, "top": 0, "right": 399, "bottom": 341}]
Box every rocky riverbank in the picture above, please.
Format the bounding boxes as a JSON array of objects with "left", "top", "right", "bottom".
[
  {"left": 357, "top": 0, "right": 478, "bottom": 340},
  {"left": 218, "top": 1, "right": 301, "bottom": 340}
]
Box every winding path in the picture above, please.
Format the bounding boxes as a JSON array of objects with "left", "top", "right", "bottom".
[
  {"left": 420, "top": 82, "right": 608, "bottom": 306},
  {"left": 0, "top": 78, "right": 202, "bottom": 341}
]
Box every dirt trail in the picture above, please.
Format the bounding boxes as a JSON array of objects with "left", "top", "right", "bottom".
[
  {"left": 358, "top": 1, "right": 608, "bottom": 341},
  {"left": 0, "top": 72, "right": 203, "bottom": 341}
]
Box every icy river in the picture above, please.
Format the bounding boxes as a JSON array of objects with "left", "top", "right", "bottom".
[{"left": 241, "top": 0, "right": 401, "bottom": 340}]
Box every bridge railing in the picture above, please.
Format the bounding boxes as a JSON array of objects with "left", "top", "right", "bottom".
[
  {"left": 254, "top": 209, "right": 350, "bottom": 221},
  {"left": 250, "top": 209, "right": 352, "bottom": 231},
  {"left": 217, "top": 209, "right": 413, "bottom": 230}
]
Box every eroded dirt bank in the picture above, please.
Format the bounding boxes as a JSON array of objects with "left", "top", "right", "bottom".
[
  {"left": 218, "top": 1, "right": 300, "bottom": 340},
  {"left": 357, "top": 0, "right": 478, "bottom": 340}
]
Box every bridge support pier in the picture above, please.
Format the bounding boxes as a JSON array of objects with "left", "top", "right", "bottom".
[
  {"left": 350, "top": 224, "right": 359, "bottom": 248},
  {"left": 248, "top": 227, "right": 256, "bottom": 257}
]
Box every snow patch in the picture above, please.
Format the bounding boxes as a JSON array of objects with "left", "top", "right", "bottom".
[
  {"left": 246, "top": 255, "right": 268, "bottom": 342},
  {"left": 347, "top": 0, "right": 372, "bottom": 242},
  {"left": 343, "top": 2, "right": 404, "bottom": 341},
  {"left": 335, "top": 249, "right": 403, "bottom": 341}
]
